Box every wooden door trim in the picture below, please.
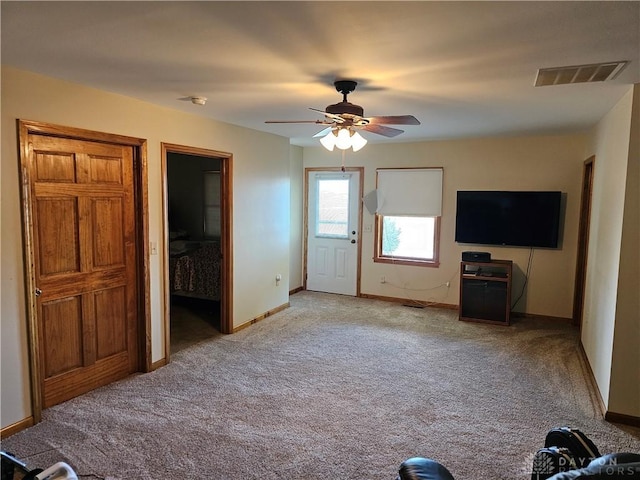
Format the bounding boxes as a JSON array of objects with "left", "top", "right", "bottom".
[
  {"left": 573, "top": 156, "right": 595, "bottom": 328},
  {"left": 161, "top": 143, "right": 233, "bottom": 356},
  {"left": 303, "top": 167, "right": 363, "bottom": 296},
  {"left": 17, "top": 119, "right": 150, "bottom": 423}
]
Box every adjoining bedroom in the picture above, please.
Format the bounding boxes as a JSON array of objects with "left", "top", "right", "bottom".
[{"left": 167, "top": 152, "right": 223, "bottom": 352}]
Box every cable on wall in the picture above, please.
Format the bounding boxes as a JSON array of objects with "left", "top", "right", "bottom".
[
  {"left": 382, "top": 256, "right": 459, "bottom": 308},
  {"left": 511, "top": 247, "right": 534, "bottom": 310}
]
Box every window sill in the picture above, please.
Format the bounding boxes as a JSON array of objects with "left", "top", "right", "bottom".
[{"left": 374, "top": 256, "right": 440, "bottom": 268}]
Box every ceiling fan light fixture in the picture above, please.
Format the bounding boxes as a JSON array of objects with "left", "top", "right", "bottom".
[
  {"left": 266, "top": 79, "right": 419, "bottom": 147},
  {"left": 320, "top": 127, "right": 368, "bottom": 152}
]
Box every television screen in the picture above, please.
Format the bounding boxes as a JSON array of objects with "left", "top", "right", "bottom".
[{"left": 455, "top": 191, "right": 562, "bottom": 248}]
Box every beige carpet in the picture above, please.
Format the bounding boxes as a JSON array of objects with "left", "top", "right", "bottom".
[{"left": 3, "top": 291, "right": 639, "bottom": 479}]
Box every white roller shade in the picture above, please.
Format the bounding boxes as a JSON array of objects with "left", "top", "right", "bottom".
[{"left": 376, "top": 168, "right": 443, "bottom": 216}]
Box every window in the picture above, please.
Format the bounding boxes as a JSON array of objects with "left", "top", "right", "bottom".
[
  {"left": 377, "top": 215, "right": 440, "bottom": 265},
  {"left": 374, "top": 168, "right": 442, "bottom": 267},
  {"left": 203, "top": 171, "right": 220, "bottom": 238},
  {"left": 315, "top": 177, "right": 350, "bottom": 238}
]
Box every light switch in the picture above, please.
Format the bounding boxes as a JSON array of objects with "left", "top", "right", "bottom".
[{"left": 150, "top": 241, "right": 158, "bottom": 255}]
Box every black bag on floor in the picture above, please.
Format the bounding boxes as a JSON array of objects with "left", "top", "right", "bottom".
[
  {"left": 531, "top": 446, "right": 578, "bottom": 480},
  {"left": 1, "top": 451, "right": 43, "bottom": 480},
  {"left": 544, "top": 426, "right": 601, "bottom": 468}
]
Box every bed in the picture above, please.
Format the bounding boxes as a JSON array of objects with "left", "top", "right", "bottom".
[{"left": 169, "top": 240, "right": 221, "bottom": 301}]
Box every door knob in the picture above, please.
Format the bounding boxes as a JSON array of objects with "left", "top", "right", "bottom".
[
  {"left": 35, "top": 288, "right": 42, "bottom": 297},
  {"left": 350, "top": 239, "right": 356, "bottom": 244},
  {"left": 352, "top": 230, "right": 356, "bottom": 235}
]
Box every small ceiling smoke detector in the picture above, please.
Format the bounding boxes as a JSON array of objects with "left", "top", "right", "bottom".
[
  {"left": 190, "top": 96, "right": 207, "bottom": 105},
  {"left": 535, "top": 61, "right": 628, "bottom": 87}
]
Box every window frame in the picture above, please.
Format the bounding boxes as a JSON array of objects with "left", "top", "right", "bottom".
[{"left": 374, "top": 214, "right": 441, "bottom": 267}]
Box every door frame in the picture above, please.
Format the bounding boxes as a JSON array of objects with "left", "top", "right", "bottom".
[
  {"left": 18, "top": 119, "right": 151, "bottom": 423},
  {"left": 572, "top": 156, "right": 595, "bottom": 328},
  {"left": 161, "top": 143, "right": 233, "bottom": 355},
  {"left": 303, "top": 167, "right": 363, "bottom": 296}
]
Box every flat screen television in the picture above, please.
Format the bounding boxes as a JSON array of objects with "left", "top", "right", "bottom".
[{"left": 455, "top": 191, "right": 562, "bottom": 248}]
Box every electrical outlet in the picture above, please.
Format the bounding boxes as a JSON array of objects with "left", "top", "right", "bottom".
[
  {"left": 380, "top": 276, "right": 386, "bottom": 284},
  {"left": 445, "top": 281, "right": 450, "bottom": 288}
]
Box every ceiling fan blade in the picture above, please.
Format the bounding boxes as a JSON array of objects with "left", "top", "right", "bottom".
[
  {"left": 265, "top": 119, "right": 330, "bottom": 124},
  {"left": 361, "top": 124, "right": 405, "bottom": 137},
  {"left": 366, "top": 115, "right": 420, "bottom": 125},
  {"left": 312, "top": 127, "right": 334, "bottom": 138},
  {"left": 309, "top": 107, "right": 345, "bottom": 123}
]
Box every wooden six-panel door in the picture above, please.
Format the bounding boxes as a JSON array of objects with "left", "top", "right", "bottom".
[{"left": 28, "top": 134, "right": 139, "bottom": 408}]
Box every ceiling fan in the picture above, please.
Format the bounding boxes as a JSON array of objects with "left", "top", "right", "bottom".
[{"left": 265, "top": 80, "right": 420, "bottom": 151}]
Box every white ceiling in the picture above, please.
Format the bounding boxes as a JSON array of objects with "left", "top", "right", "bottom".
[{"left": 2, "top": 1, "right": 639, "bottom": 147}]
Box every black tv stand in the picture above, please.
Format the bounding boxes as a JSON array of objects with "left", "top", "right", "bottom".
[{"left": 459, "top": 259, "right": 512, "bottom": 325}]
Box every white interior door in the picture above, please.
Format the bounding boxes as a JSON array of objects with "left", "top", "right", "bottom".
[{"left": 306, "top": 170, "right": 360, "bottom": 296}]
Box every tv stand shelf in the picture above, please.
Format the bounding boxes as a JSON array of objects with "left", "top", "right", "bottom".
[{"left": 459, "top": 259, "right": 512, "bottom": 325}]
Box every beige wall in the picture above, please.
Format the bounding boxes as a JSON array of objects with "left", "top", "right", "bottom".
[
  {"left": 289, "top": 146, "right": 304, "bottom": 290},
  {"left": 1, "top": 67, "right": 291, "bottom": 429},
  {"left": 582, "top": 87, "right": 634, "bottom": 412},
  {"left": 303, "top": 134, "right": 587, "bottom": 319},
  {"left": 583, "top": 85, "right": 639, "bottom": 418},
  {"left": 610, "top": 84, "right": 640, "bottom": 417}
]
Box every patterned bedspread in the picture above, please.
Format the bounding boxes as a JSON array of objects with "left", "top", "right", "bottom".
[{"left": 170, "top": 242, "right": 221, "bottom": 301}]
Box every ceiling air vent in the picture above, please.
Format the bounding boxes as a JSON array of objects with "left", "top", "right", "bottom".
[{"left": 535, "top": 61, "right": 628, "bottom": 87}]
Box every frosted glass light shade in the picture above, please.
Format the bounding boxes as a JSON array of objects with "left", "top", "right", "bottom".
[
  {"left": 350, "top": 131, "right": 367, "bottom": 152},
  {"left": 335, "top": 128, "right": 352, "bottom": 150},
  {"left": 320, "top": 131, "right": 336, "bottom": 151}
]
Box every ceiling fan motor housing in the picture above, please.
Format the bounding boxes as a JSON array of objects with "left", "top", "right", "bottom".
[
  {"left": 327, "top": 80, "right": 365, "bottom": 117},
  {"left": 326, "top": 101, "right": 364, "bottom": 117}
]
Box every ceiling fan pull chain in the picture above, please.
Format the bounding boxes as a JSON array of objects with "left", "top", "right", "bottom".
[{"left": 341, "top": 150, "right": 346, "bottom": 172}]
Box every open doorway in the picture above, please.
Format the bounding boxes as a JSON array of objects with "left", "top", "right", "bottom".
[
  {"left": 573, "top": 156, "right": 595, "bottom": 328},
  {"left": 162, "top": 144, "right": 233, "bottom": 358}
]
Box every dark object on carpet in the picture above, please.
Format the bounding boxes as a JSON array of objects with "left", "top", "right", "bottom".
[
  {"left": 545, "top": 427, "right": 602, "bottom": 468},
  {"left": 1, "top": 451, "right": 77, "bottom": 480},
  {"left": 397, "top": 457, "right": 455, "bottom": 480},
  {"left": 400, "top": 453, "right": 640, "bottom": 480},
  {"left": 531, "top": 446, "right": 579, "bottom": 480},
  {"left": 1, "top": 451, "right": 42, "bottom": 480},
  {"left": 539, "top": 453, "right": 640, "bottom": 479},
  {"left": 398, "top": 426, "right": 640, "bottom": 480}
]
